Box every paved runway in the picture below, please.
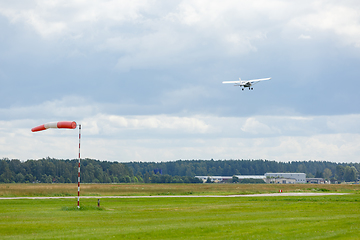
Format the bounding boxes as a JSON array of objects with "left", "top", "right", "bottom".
[{"left": 0, "top": 192, "right": 349, "bottom": 200}]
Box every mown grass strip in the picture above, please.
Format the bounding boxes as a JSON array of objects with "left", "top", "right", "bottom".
[{"left": 0, "top": 194, "right": 359, "bottom": 239}]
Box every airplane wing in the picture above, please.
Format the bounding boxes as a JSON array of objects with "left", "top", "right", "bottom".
[
  {"left": 243, "top": 77, "right": 271, "bottom": 86},
  {"left": 223, "top": 78, "right": 271, "bottom": 84},
  {"left": 246, "top": 77, "right": 271, "bottom": 83}
]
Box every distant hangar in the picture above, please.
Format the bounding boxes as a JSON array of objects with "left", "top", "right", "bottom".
[{"left": 195, "top": 173, "right": 307, "bottom": 184}]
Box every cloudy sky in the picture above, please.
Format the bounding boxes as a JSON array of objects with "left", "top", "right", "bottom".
[{"left": 1, "top": 0, "right": 360, "bottom": 162}]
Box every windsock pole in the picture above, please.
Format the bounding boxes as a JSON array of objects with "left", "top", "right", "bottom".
[
  {"left": 31, "top": 121, "right": 81, "bottom": 208},
  {"left": 77, "top": 124, "right": 81, "bottom": 208}
]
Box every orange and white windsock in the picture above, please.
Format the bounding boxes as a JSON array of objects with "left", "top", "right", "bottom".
[{"left": 31, "top": 121, "right": 77, "bottom": 132}]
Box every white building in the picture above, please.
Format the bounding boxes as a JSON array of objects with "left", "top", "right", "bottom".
[
  {"left": 234, "top": 175, "right": 266, "bottom": 181},
  {"left": 195, "top": 175, "right": 266, "bottom": 183},
  {"left": 265, "top": 173, "right": 306, "bottom": 183},
  {"left": 266, "top": 178, "right": 296, "bottom": 184},
  {"left": 306, "top": 178, "right": 325, "bottom": 184},
  {"left": 195, "top": 176, "right": 232, "bottom": 183}
]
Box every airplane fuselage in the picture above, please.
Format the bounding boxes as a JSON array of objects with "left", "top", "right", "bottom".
[
  {"left": 242, "top": 82, "right": 252, "bottom": 87},
  {"left": 239, "top": 81, "right": 254, "bottom": 90}
]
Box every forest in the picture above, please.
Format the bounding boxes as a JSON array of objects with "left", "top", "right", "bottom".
[{"left": 0, "top": 158, "right": 358, "bottom": 183}]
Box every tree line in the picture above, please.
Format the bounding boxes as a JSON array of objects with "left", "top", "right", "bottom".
[
  {"left": 0, "top": 158, "right": 201, "bottom": 184},
  {"left": 124, "top": 159, "right": 359, "bottom": 182},
  {"left": 0, "top": 158, "right": 358, "bottom": 183}
]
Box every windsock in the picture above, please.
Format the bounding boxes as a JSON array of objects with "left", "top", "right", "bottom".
[{"left": 31, "top": 121, "right": 77, "bottom": 132}]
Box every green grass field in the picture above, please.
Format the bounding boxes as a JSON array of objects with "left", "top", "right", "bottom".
[{"left": 1, "top": 184, "right": 360, "bottom": 239}]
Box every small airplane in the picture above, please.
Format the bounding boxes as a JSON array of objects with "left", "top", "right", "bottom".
[{"left": 222, "top": 77, "right": 271, "bottom": 90}]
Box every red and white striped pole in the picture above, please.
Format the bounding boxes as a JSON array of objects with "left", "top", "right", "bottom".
[{"left": 77, "top": 124, "right": 81, "bottom": 208}]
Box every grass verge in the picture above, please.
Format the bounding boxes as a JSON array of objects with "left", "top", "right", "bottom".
[{"left": 1, "top": 183, "right": 360, "bottom": 197}]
